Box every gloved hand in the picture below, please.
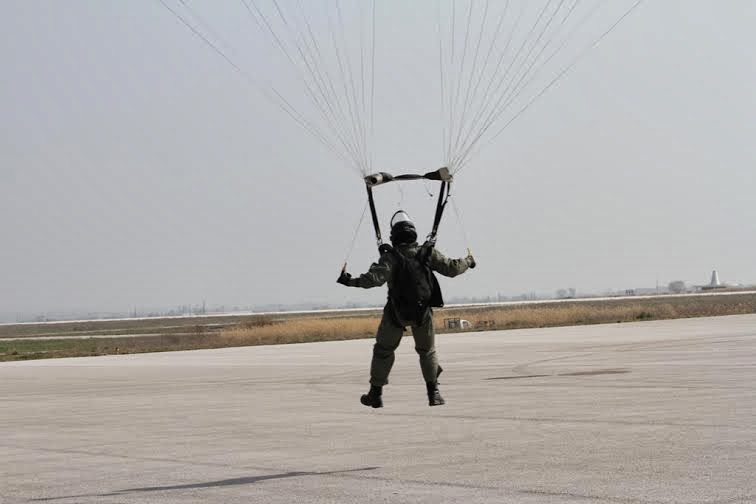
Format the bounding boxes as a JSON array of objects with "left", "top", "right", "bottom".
[
  {"left": 466, "top": 249, "right": 476, "bottom": 269},
  {"left": 337, "top": 270, "right": 353, "bottom": 286}
]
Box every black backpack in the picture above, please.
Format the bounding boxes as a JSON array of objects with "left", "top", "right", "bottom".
[{"left": 388, "top": 243, "right": 443, "bottom": 324}]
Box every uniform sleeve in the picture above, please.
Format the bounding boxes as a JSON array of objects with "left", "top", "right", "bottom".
[
  {"left": 349, "top": 253, "right": 394, "bottom": 288},
  {"left": 429, "top": 248, "right": 471, "bottom": 278}
]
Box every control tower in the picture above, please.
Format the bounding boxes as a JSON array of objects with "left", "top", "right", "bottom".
[{"left": 701, "top": 270, "right": 725, "bottom": 291}]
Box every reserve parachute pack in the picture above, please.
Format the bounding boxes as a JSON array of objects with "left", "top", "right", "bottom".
[{"left": 387, "top": 243, "right": 443, "bottom": 325}]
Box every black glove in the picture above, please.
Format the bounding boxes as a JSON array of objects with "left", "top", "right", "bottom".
[
  {"left": 337, "top": 270, "right": 352, "bottom": 286},
  {"left": 467, "top": 253, "right": 476, "bottom": 269}
]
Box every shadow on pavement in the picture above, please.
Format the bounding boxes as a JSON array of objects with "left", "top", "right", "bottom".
[
  {"left": 486, "top": 368, "right": 629, "bottom": 380},
  {"left": 31, "top": 466, "right": 379, "bottom": 501}
]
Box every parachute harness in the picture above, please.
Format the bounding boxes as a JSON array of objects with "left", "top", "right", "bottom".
[{"left": 363, "top": 166, "right": 453, "bottom": 249}]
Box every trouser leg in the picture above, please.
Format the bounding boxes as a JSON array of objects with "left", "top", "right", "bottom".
[
  {"left": 411, "top": 311, "right": 440, "bottom": 384},
  {"left": 369, "top": 311, "right": 405, "bottom": 387}
]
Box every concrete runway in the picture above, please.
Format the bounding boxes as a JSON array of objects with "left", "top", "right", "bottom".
[{"left": 2, "top": 315, "right": 755, "bottom": 503}]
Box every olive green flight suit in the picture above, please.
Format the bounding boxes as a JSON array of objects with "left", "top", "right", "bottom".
[{"left": 346, "top": 243, "right": 473, "bottom": 387}]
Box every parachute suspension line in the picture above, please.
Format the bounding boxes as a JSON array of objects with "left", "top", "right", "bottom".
[
  {"left": 343, "top": 200, "right": 369, "bottom": 266},
  {"left": 328, "top": 0, "right": 362, "bottom": 172},
  {"left": 455, "top": 2, "right": 525, "bottom": 165},
  {"left": 452, "top": 0, "right": 583, "bottom": 171},
  {"left": 303, "top": 0, "right": 371, "bottom": 174},
  {"left": 455, "top": 0, "right": 645, "bottom": 172},
  {"left": 492, "top": 0, "right": 571, "bottom": 113},
  {"left": 450, "top": 0, "right": 571, "bottom": 169},
  {"left": 369, "top": 0, "right": 376, "bottom": 175},
  {"left": 503, "top": 0, "right": 590, "bottom": 111},
  {"left": 272, "top": 0, "right": 361, "bottom": 167},
  {"left": 245, "top": 0, "right": 366, "bottom": 173},
  {"left": 157, "top": 0, "right": 351, "bottom": 167},
  {"left": 448, "top": 0, "right": 560, "bottom": 171},
  {"left": 157, "top": 0, "right": 241, "bottom": 77},
  {"left": 238, "top": 0, "right": 376, "bottom": 176},
  {"left": 445, "top": 0, "right": 456, "bottom": 166},
  {"left": 446, "top": 1, "right": 474, "bottom": 169},
  {"left": 449, "top": 0, "right": 509, "bottom": 168},
  {"left": 299, "top": 1, "right": 371, "bottom": 175},
  {"left": 164, "top": 0, "right": 347, "bottom": 165},
  {"left": 336, "top": 0, "right": 372, "bottom": 176},
  {"left": 454, "top": 0, "right": 588, "bottom": 169},
  {"left": 449, "top": 0, "right": 490, "bottom": 168},
  {"left": 359, "top": 1, "right": 374, "bottom": 177},
  {"left": 286, "top": 0, "right": 368, "bottom": 173},
  {"left": 395, "top": 183, "right": 406, "bottom": 208},
  {"left": 452, "top": 0, "right": 579, "bottom": 168},
  {"left": 437, "top": 0, "right": 448, "bottom": 164},
  {"left": 442, "top": 0, "right": 526, "bottom": 172},
  {"left": 328, "top": 0, "right": 369, "bottom": 175},
  {"left": 423, "top": 180, "right": 435, "bottom": 198},
  {"left": 450, "top": 196, "right": 471, "bottom": 251},
  {"left": 437, "top": 0, "right": 645, "bottom": 175},
  {"left": 359, "top": 1, "right": 367, "bottom": 175},
  {"left": 176, "top": 0, "right": 236, "bottom": 59}
]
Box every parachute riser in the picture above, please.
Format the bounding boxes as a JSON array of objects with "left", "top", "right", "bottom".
[
  {"left": 364, "top": 166, "right": 451, "bottom": 187},
  {"left": 427, "top": 180, "right": 451, "bottom": 246},
  {"left": 365, "top": 184, "right": 383, "bottom": 247},
  {"left": 362, "top": 167, "right": 452, "bottom": 251}
]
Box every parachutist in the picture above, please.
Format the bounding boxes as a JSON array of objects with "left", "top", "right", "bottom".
[{"left": 338, "top": 210, "right": 475, "bottom": 408}]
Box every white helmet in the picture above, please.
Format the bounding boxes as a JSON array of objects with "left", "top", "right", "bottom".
[{"left": 389, "top": 210, "right": 417, "bottom": 244}]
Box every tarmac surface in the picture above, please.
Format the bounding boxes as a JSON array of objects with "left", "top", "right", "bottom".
[{"left": 2, "top": 314, "right": 755, "bottom": 503}]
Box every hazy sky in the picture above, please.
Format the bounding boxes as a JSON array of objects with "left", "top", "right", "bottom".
[{"left": 2, "top": 1, "right": 754, "bottom": 319}]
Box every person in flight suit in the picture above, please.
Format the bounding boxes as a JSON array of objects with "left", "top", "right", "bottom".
[{"left": 338, "top": 210, "right": 475, "bottom": 408}]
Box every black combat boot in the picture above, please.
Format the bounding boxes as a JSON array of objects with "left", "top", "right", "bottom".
[
  {"left": 426, "top": 381, "right": 445, "bottom": 406},
  {"left": 360, "top": 385, "right": 383, "bottom": 408}
]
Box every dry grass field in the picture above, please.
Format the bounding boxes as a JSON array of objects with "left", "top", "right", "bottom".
[
  {"left": 2, "top": 292, "right": 755, "bottom": 362},
  {"left": 223, "top": 294, "right": 756, "bottom": 342}
]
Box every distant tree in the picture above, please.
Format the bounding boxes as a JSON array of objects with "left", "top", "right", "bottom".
[
  {"left": 556, "top": 289, "right": 568, "bottom": 299},
  {"left": 668, "top": 280, "right": 686, "bottom": 294}
]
